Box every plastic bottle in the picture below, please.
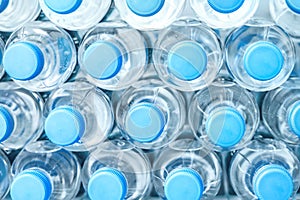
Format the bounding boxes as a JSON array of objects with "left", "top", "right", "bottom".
[
  {"left": 153, "top": 138, "right": 222, "bottom": 200},
  {"left": 0, "top": 37, "right": 4, "bottom": 79},
  {"left": 153, "top": 20, "right": 223, "bottom": 91},
  {"left": 189, "top": 78, "right": 260, "bottom": 151},
  {"left": 38, "top": 0, "right": 111, "bottom": 30},
  {"left": 2, "top": 21, "right": 77, "bottom": 92},
  {"left": 78, "top": 22, "right": 147, "bottom": 91},
  {"left": 225, "top": 19, "right": 295, "bottom": 92},
  {"left": 0, "top": 150, "right": 10, "bottom": 199},
  {"left": 114, "top": 0, "right": 186, "bottom": 30},
  {"left": 230, "top": 138, "right": 300, "bottom": 200},
  {"left": 262, "top": 78, "right": 300, "bottom": 145},
  {"left": 0, "top": 81, "right": 43, "bottom": 150},
  {"left": 116, "top": 78, "right": 186, "bottom": 149},
  {"left": 10, "top": 140, "right": 81, "bottom": 200},
  {"left": 190, "top": 0, "right": 259, "bottom": 29},
  {"left": 43, "top": 81, "right": 114, "bottom": 152},
  {"left": 0, "top": 0, "right": 40, "bottom": 32},
  {"left": 82, "top": 139, "right": 151, "bottom": 200},
  {"left": 270, "top": 0, "right": 300, "bottom": 37}
]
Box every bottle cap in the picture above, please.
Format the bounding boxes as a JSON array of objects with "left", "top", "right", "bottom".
[
  {"left": 45, "top": 106, "right": 85, "bottom": 146},
  {"left": 253, "top": 164, "right": 293, "bottom": 200},
  {"left": 0, "top": 106, "right": 14, "bottom": 142},
  {"left": 205, "top": 106, "right": 245, "bottom": 148},
  {"left": 286, "top": 0, "right": 300, "bottom": 14},
  {"left": 125, "top": 102, "right": 165, "bottom": 143},
  {"left": 243, "top": 41, "right": 283, "bottom": 81},
  {"left": 126, "top": 0, "right": 165, "bottom": 17},
  {"left": 83, "top": 41, "right": 122, "bottom": 80},
  {"left": 3, "top": 42, "right": 44, "bottom": 81},
  {"left": 288, "top": 101, "right": 300, "bottom": 137},
  {"left": 0, "top": 0, "right": 9, "bottom": 13},
  {"left": 208, "top": 0, "right": 245, "bottom": 13},
  {"left": 44, "top": 0, "right": 82, "bottom": 14},
  {"left": 168, "top": 41, "right": 207, "bottom": 81},
  {"left": 165, "top": 168, "right": 204, "bottom": 200},
  {"left": 11, "top": 170, "right": 52, "bottom": 200},
  {"left": 88, "top": 168, "right": 127, "bottom": 200}
]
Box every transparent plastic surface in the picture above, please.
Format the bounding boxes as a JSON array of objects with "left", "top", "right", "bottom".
[
  {"left": 0, "top": 0, "right": 40, "bottom": 32},
  {"left": 0, "top": 150, "right": 10, "bottom": 199},
  {"left": 39, "top": 0, "right": 111, "bottom": 30},
  {"left": 0, "top": 82, "right": 43, "bottom": 150},
  {"left": 82, "top": 139, "right": 151, "bottom": 200},
  {"left": 225, "top": 19, "right": 295, "bottom": 91},
  {"left": 153, "top": 20, "right": 222, "bottom": 91},
  {"left": 0, "top": 37, "right": 4, "bottom": 79},
  {"left": 78, "top": 22, "right": 147, "bottom": 90},
  {"left": 230, "top": 138, "right": 300, "bottom": 199},
  {"left": 115, "top": 0, "right": 186, "bottom": 30},
  {"left": 43, "top": 81, "right": 114, "bottom": 151},
  {"left": 11, "top": 141, "right": 81, "bottom": 200},
  {"left": 4, "top": 21, "right": 76, "bottom": 92},
  {"left": 189, "top": 78, "right": 260, "bottom": 152},
  {"left": 153, "top": 138, "right": 222, "bottom": 199}
]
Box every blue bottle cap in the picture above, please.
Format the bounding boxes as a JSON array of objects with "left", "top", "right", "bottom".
[
  {"left": 83, "top": 41, "right": 123, "bottom": 80},
  {"left": 165, "top": 168, "right": 204, "bottom": 200},
  {"left": 0, "top": 107, "right": 14, "bottom": 142},
  {"left": 243, "top": 41, "right": 284, "bottom": 81},
  {"left": 286, "top": 0, "right": 300, "bottom": 14},
  {"left": 0, "top": 49, "right": 2, "bottom": 65},
  {"left": 88, "top": 168, "right": 127, "bottom": 200},
  {"left": 168, "top": 41, "right": 207, "bottom": 81},
  {"left": 253, "top": 164, "right": 293, "bottom": 200},
  {"left": 126, "top": 0, "right": 165, "bottom": 17},
  {"left": 125, "top": 102, "right": 165, "bottom": 143},
  {"left": 0, "top": 0, "right": 9, "bottom": 13},
  {"left": 45, "top": 106, "right": 85, "bottom": 146},
  {"left": 288, "top": 101, "right": 300, "bottom": 137},
  {"left": 208, "top": 0, "right": 245, "bottom": 13},
  {"left": 3, "top": 42, "right": 44, "bottom": 81},
  {"left": 44, "top": 0, "right": 82, "bottom": 14},
  {"left": 11, "top": 170, "right": 52, "bottom": 200},
  {"left": 205, "top": 106, "right": 246, "bottom": 148}
]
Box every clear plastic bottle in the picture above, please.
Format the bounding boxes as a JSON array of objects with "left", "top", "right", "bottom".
[
  {"left": 270, "top": 0, "right": 300, "bottom": 37},
  {"left": 189, "top": 78, "right": 260, "bottom": 152},
  {"left": 2, "top": 21, "right": 77, "bottom": 92},
  {"left": 225, "top": 19, "right": 295, "bottom": 92},
  {"left": 0, "top": 81, "right": 43, "bottom": 150},
  {"left": 114, "top": 0, "right": 186, "bottom": 30},
  {"left": 0, "top": 150, "right": 10, "bottom": 199},
  {"left": 38, "top": 0, "right": 111, "bottom": 30},
  {"left": 190, "top": 0, "right": 259, "bottom": 29},
  {"left": 116, "top": 78, "right": 186, "bottom": 149},
  {"left": 78, "top": 22, "right": 147, "bottom": 91},
  {"left": 262, "top": 78, "right": 300, "bottom": 145},
  {"left": 0, "top": 37, "right": 4, "bottom": 79},
  {"left": 0, "top": 0, "right": 40, "bottom": 32},
  {"left": 82, "top": 139, "right": 151, "bottom": 200},
  {"left": 230, "top": 138, "right": 300, "bottom": 200},
  {"left": 153, "top": 139, "right": 222, "bottom": 200},
  {"left": 10, "top": 140, "right": 81, "bottom": 200},
  {"left": 153, "top": 20, "right": 223, "bottom": 91},
  {"left": 43, "top": 81, "right": 114, "bottom": 152}
]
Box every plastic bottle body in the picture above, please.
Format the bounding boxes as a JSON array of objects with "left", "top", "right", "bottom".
[
  {"left": 3, "top": 21, "right": 77, "bottom": 92},
  {"left": 0, "top": 37, "right": 4, "bottom": 79},
  {"left": 189, "top": 78, "right": 259, "bottom": 151},
  {"left": 82, "top": 139, "right": 151, "bottom": 200},
  {"left": 43, "top": 81, "right": 114, "bottom": 151},
  {"left": 153, "top": 139, "right": 222, "bottom": 200},
  {"left": 230, "top": 138, "right": 300, "bottom": 200},
  {"left": 116, "top": 78, "right": 186, "bottom": 149},
  {"left": 0, "top": 82, "right": 43, "bottom": 150},
  {"left": 153, "top": 21, "right": 223, "bottom": 91},
  {"left": 115, "top": 0, "right": 186, "bottom": 30},
  {"left": 225, "top": 20, "right": 295, "bottom": 91},
  {"left": 39, "top": 0, "right": 111, "bottom": 30},
  {"left": 0, "top": 0, "right": 40, "bottom": 32},
  {"left": 0, "top": 150, "right": 10, "bottom": 199},
  {"left": 78, "top": 22, "right": 147, "bottom": 90}
]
